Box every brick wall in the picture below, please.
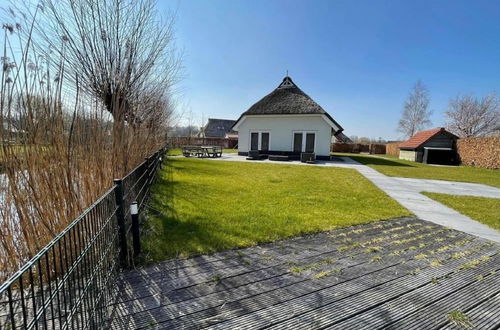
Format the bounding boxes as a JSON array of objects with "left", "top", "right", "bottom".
[
  {"left": 457, "top": 136, "right": 500, "bottom": 169},
  {"left": 386, "top": 142, "right": 402, "bottom": 157},
  {"left": 331, "top": 143, "right": 367, "bottom": 153},
  {"left": 369, "top": 144, "right": 386, "bottom": 154},
  {"left": 331, "top": 143, "right": 386, "bottom": 154}
]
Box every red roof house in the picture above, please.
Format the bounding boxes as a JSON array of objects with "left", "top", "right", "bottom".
[{"left": 399, "top": 127, "right": 458, "bottom": 164}]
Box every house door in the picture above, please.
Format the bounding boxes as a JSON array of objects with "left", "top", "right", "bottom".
[
  {"left": 293, "top": 133, "right": 303, "bottom": 153},
  {"left": 293, "top": 132, "right": 316, "bottom": 153},
  {"left": 305, "top": 133, "right": 315, "bottom": 153},
  {"left": 250, "top": 132, "right": 259, "bottom": 151},
  {"left": 261, "top": 132, "right": 269, "bottom": 151}
]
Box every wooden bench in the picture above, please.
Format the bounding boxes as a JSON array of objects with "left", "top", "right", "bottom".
[
  {"left": 182, "top": 146, "right": 222, "bottom": 158},
  {"left": 203, "top": 146, "right": 222, "bottom": 158},
  {"left": 182, "top": 146, "right": 202, "bottom": 157}
]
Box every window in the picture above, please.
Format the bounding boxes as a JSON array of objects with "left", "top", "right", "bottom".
[
  {"left": 250, "top": 131, "right": 271, "bottom": 151},
  {"left": 293, "top": 131, "right": 316, "bottom": 153}
]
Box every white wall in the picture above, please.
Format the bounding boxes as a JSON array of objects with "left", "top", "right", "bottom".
[
  {"left": 236, "top": 115, "right": 333, "bottom": 156},
  {"left": 399, "top": 150, "right": 417, "bottom": 161}
]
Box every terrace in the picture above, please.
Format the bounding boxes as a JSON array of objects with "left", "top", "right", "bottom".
[{"left": 110, "top": 217, "right": 500, "bottom": 329}]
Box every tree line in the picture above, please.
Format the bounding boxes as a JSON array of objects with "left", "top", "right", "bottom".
[{"left": 398, "top": 81, "right": 499, "bottom": 138}]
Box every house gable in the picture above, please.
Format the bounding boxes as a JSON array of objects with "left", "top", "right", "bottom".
[
  {"left": 400, "top": 127, "right": 458, "bottom": 150},
  {"left": 232, "top": 76, "right": 343, "bottom": 134}
]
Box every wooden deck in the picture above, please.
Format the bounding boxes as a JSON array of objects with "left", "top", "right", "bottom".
[{"left": 108, "top": 217, "right": 500, "bottom": 329}]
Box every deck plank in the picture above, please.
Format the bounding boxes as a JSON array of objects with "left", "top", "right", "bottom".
[
  {"left": 115, "top": 236, "right": 482, "bottom": 329},
  {"left": 106, "top": 218, "right": 500, "bottom": 330}
]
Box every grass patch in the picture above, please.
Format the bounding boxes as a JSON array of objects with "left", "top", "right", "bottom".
[
  {"left": 429, "top": 259, "right": 443, "bottom": 267},
  {"left": 142, "top": 158, "right": 411, "bottom": 261},
  {"left": 364, "top": 246, "right": 382, "bottom": 253},
  {"left": 167, "top": 148, "right": 238, "bottom": 156},
  {"left": 422, "top": 193, "right": 500, "bottom": 231},
  {"left": 312, "top": 271, "right": 332, "bottom": 279},
  {"left": 333, "top": 153, "right": 500, "bottom": 188},
  {"left": 414, "top": 253, "right": 428, "bottom": 260},
  {"left": 447, "top": 310, "right": 473, "bottom": 328}
]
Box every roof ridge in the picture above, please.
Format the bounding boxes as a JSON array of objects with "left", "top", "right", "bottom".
[
  {"left": 277, "top": 76, "right": 297, "bottom": 89},
  {"left": 400, "top": 127, "right": 454, "bottom": 149},
  {"left": 207, "top": 118, "right": 236, "bottom": 121},
  {"left": 418, "top": 127, "right": 445, "bottom": 133}
]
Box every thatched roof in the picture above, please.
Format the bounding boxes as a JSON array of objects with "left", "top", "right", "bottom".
[
  {"left": 199, "top": 118, "right": 236, "bottom": 138},
  {"left": 334, "top": 132, "right": 352, "bottom": 143},
  {"left": 234, "top": 76, "right": 343, "bottom": 133}
]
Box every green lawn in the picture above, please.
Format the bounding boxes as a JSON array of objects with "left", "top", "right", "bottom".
[
  {"left": 142, "top": 158, "right": 411, "bottom": 262},
  {"left": 167, "top": 148, "right": 238, "bottom": 156},
  {"left": 334, "top": 153, "right": 500, "bottom": 188},
  {"left": 422, "top": 192, "right": 500, "bottom": 231}
]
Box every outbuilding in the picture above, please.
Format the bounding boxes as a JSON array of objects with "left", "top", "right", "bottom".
[
  {"left": 399, "top": 127, "right": 459, "bottom": 165},
  {"left": 198, "top": 118, "right": 236, "bottom": 138},
  {"left": 232, "top": 76, "right": 345, "bottom": 160}
]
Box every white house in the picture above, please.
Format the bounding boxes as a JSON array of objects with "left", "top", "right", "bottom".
[{"left": 232, "top": 76, "right": 345, "bottom": 160}]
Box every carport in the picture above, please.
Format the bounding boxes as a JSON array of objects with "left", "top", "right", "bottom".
[
  {"left": 423, "top": 146, "right": 457, "bottom": 165},
  {"left": 399, "top": 127, "right": 459, "bottom": 165}
]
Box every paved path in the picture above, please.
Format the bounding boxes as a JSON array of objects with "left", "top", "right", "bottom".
[
  {"left": 109, "top": 218, "right": 500, "bottom": 329},
  {"left": 207, "top": 154, "right": 500, "bottom": 242}
]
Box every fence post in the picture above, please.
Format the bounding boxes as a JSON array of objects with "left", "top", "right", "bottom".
[
  {"left": 130, "top": 201, "right": 141, "bottom": 256},
  {"left": 114, "top": 179, "right": 129, "bottom": 267}
]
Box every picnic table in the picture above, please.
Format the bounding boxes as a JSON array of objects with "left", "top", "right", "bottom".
[{"left": 182, "top": 146, "right": 223, "bottom": 158}]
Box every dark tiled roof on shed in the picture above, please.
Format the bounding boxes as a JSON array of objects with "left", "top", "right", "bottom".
[{"left": 399, "top": 127, "right": 455, "bottom": 149}]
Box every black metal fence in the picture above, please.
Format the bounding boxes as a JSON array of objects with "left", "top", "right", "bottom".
[{"left": 0, "top": 147, "right": 167, "bottom": 329}]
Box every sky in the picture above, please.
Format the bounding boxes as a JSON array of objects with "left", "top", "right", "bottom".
[{"left": 159, "top": 0, "right": 500, "bottom": 140}]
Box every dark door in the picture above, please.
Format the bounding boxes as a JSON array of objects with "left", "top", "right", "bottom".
[
  {"left": 305, "top": 133, "right": 315, "bottom": 153},
  {"left": 261, "top": 132, "right": 269, "bottom": 151},
  {"left": 250, "top": 132, "right": 259, "bottom": 151},
  {"left": 427, "top": 149, "right": 457, "bottom": 165},
  {"left": 293, "top": 133, "right": 303, "bottom": 153}
]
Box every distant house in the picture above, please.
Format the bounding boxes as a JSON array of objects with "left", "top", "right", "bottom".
[
  {"left": 333, "top": 132, "right": 353, "bottom": 143},
  {"left": 2, "top": 120, "right": 26, "bottom": 143},
  {"left": 232, "top": 76, "right": 344, "bottom": 160},
  {"left": 399, "top": 127, "right": 458, "bottom": 165},
  {"left": 198, "top": 118, "right": 237, "bottom": 138}
]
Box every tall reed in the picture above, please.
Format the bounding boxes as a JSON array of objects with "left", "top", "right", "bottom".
[{"left": 0, "top": 2, "right": 177, "bottom": 280}]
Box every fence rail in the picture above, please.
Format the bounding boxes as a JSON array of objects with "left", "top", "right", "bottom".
[{"left": 0, "top": 146, "right": 167, "bottom": 330}]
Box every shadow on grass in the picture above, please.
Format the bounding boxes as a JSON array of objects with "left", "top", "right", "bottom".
[
  {"left": 167, "top": 157, "right": 234, "bottom": 177},
  {"left": 345, "top": 154, "right": 415, "bottom": 167},
  {"left": 143, "top": 159, "right": 257, "bottom": 262}
]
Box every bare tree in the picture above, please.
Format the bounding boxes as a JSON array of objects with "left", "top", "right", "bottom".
[
  {"left": 10, "top": 0, "right": 182, "bottom": 173},
  {"left": 445, "top": 93, "right": 500, "bottom": 138},
  {"left": 186, "top": 108, "right": 197, "bottom": 138},
  {"left": 0, "top": 0, "right": 181, "bottom": 276},
  {"left": 398, "top": 81, "right": 432, "bottom": 138},
  {"left": 26, "top": 0, "right": 182, "bottom": 125}
]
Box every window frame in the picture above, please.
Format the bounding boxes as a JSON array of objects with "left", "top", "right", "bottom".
[
  {"left": 291, "top": 130, "right": 317, "bottom": 153},
  {"left": 249, "top": 130, "right": 271, "bottom": 151}
]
